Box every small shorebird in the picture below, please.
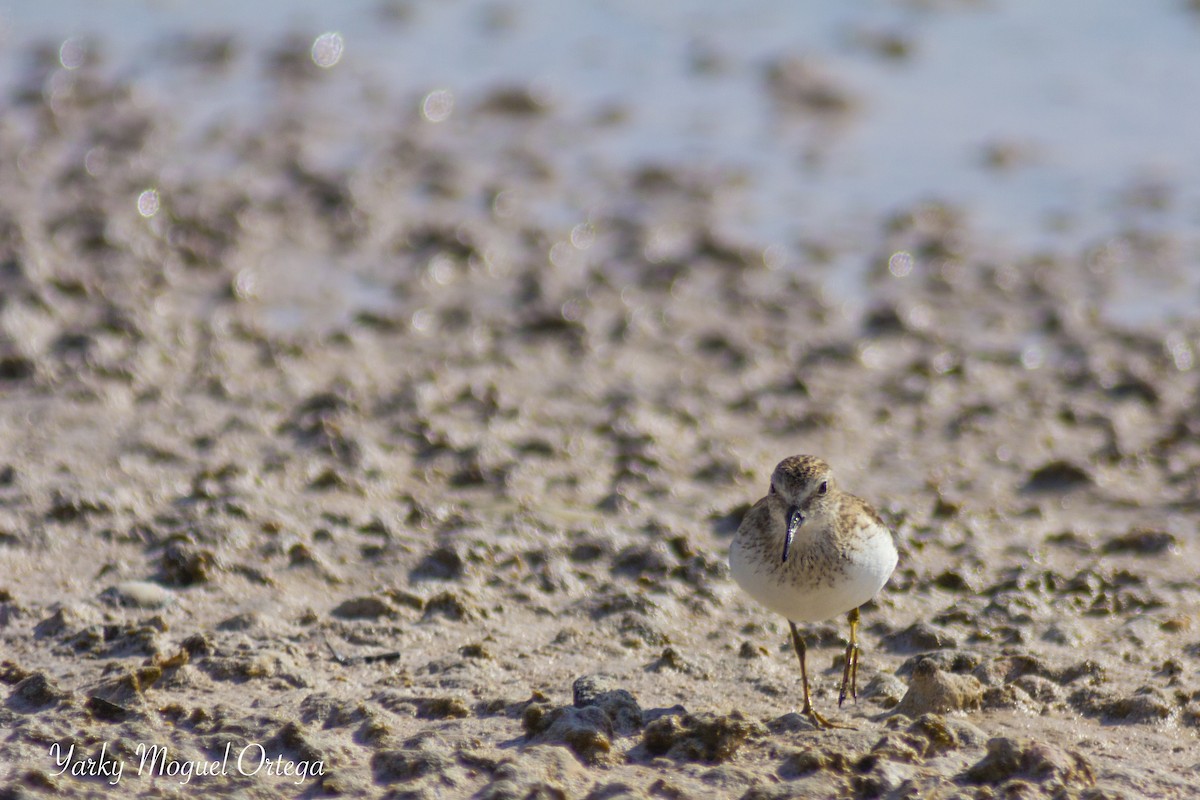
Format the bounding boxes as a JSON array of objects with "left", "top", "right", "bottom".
[{"left": 729, "top": 455, "right": 897, "bottom": 728}]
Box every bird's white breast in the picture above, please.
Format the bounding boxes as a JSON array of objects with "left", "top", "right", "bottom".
[{"left": 730, "top": 522, "right": 896, "bottom": 624}]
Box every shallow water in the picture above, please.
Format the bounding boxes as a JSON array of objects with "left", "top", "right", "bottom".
[{"left": 3, "top": 0, "right": 1197, "bottom": 326}]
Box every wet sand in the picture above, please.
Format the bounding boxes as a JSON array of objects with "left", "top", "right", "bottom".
[{"left": 2, "top": 10, "right": 1200, "bottom": 800}]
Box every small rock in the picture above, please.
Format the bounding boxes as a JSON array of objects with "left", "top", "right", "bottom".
[
  {"left": 100, "top": 581, "right": 174, "bottom": 609},
  {"left": 892, "top": 658, "right": 983, "bottom": 716},
  {"left": 642, "top": 711, "right": 765, "bottom": 763}
]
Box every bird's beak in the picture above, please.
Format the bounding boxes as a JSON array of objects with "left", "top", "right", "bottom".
[{"left": 782, "top": 505, "right": 804, "bottom": 563}]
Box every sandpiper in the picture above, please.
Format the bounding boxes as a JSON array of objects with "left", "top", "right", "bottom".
[{"left": 729, "top": 455, "right": 897, "bottom": 728}]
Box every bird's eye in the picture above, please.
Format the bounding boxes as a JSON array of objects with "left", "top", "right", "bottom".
[{"left": 818, "top": 481, "right": 828, "bottom": 495}]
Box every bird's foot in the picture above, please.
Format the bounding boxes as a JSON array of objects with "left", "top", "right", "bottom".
[{"left": 802, "top": 703, "right": 854, "bottom": 730}]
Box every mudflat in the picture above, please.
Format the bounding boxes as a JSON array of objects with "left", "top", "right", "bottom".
[{"left": 2, "top": 11, "right": 1199, "bottom": 799}]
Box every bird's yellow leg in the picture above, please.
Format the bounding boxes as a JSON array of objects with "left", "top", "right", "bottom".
[
  {"left": 789, "top": 621, "right": 852, "bottom": 729},
  {"left": 838, "top": 607, "right": 861, "bottom": 707}
]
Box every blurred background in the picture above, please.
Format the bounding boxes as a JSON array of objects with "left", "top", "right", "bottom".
[{"left": 2, "top": 0, "right": 1199, "bottom": 329}]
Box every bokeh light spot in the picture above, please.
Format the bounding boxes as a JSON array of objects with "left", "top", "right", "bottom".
[
  {"left": 137, "top": 189, "right": 160, "bottom": 218},
  {"left": 1020, "top": 344, "right": 1044, "bottom": 370},
  {"left": 422, "top": 89, "right": 454, "bottom": 123},
  {"left": 59, "top": 38, "right": 85, "bottom": 70},
  {"left": 570, "top": 223, "right": 595, "bottom": 250},
  {"left": 311, "top": 32, "right": 344, "bottom": 69},
  {"left": 888, "top": 250, "right": 913, "bottom": 278}
]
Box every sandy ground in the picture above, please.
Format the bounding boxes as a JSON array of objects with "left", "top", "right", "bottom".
[{"left": 2, "top": 20, "right": 1200, "bottom": 800}]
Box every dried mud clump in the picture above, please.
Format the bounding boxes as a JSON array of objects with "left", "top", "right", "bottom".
[
  {"left": 572, "top": 675, "right": 644, "bottom": 735},
  {"left": 1021, "top": 460, "right": 1093, "bottom": 492},
  {"left": 778, "top": 747, "right": 854, "bottom": 778},
  {"left": 854, "top": 716, "right": 987, "bottom": 800},
  {"left": 7, "top": 671, "right": 65, "bottom": 711},
  {"left": 1068, "top": 685, "right": 1177, "bottom": 724},
  {"left": 522, "top": 678, "right": 651, "bottom": 765},
  {"left": 892, "top": 658, "right": 983, "bottom": 716},
  {"left": 476, "top": 748, "right": 587, "bottom": 800},
  {"left": 764, "top": 57, "right": 859, "bottom": 115},
  {"left": 880, "top": 621, "right": 959, "bottom": 652},
  {"left": 524, "top": 704, "right": 617, "bottom": 764},
  {"left": 1101, "top": 527, "right": 1179, "bottom": 555},
  {"left": 159, "top": 541, "right": 218, "bottom": 586},
  {"left": 331, "top": 595, "right": 398, "bottom": 620},
  {"left": 877, "top": 713, "right": 987, "bottom": 762},
  {"left": 962, "top": 737, "right": 1095, "bottom": 790},
  {"left": 371, "top": 733, "right": 463, "bottom": 785},
  {"left": 641, "top": 711, "right": 766, "bottom": 763}
]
